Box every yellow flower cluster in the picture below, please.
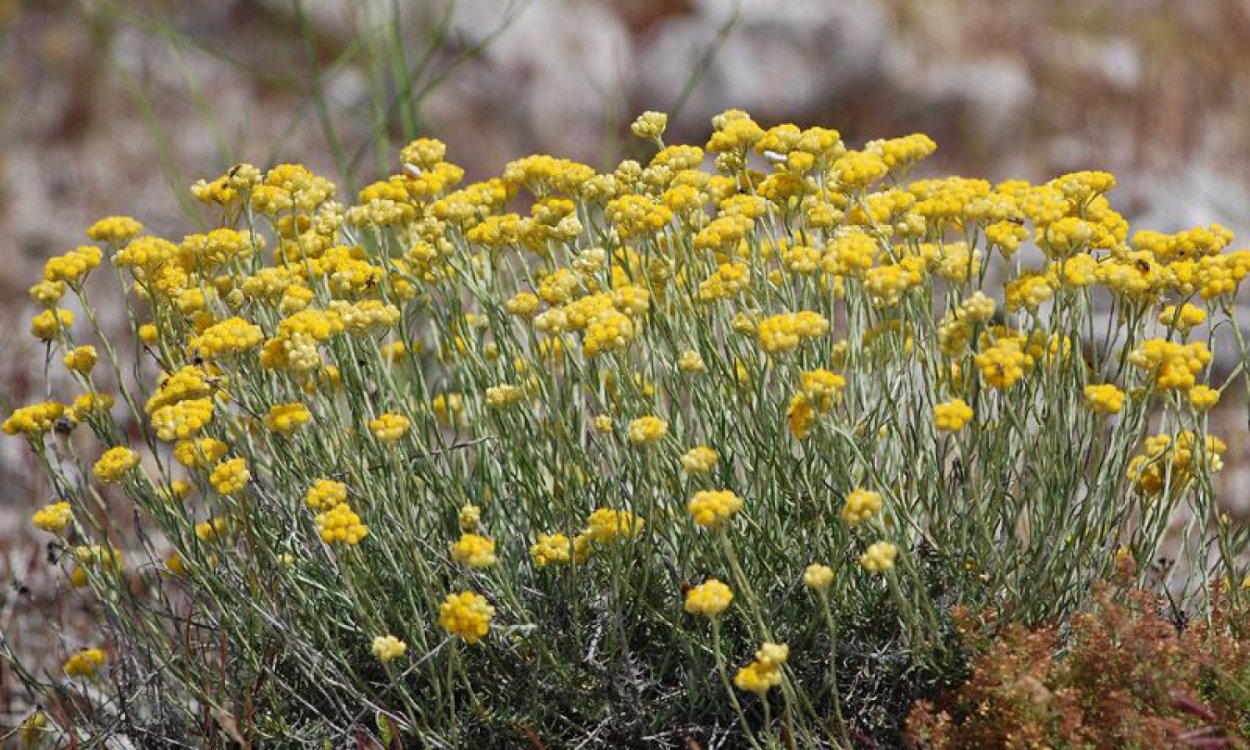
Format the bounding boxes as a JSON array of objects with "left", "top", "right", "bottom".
[
  {"left": 30, "top": 308, "right": 73, "bottom": 340},
  {"left": 1084, "top": 384, "right": 1126, "bottom": 415},
  {"left": 316, "top": 503, "right": 369, "bottom": 545},
  {"left": 265, "top": 402, "right": 312, "bottom": 434},
  {"left": 684, "top": 578, "right": 733, "bottom": 619},
  {"left": 305, "top": 478, "right": 348, "bottom": 511},
  {"left": 932, "top": 398, "right": 972, "bottom": 431},
  {"left": 371, "top": 635, "right": 407, "bottom": 663},
  {"left": 370, "top": 412, "right": 411, "bottom": 443},
  {"left": 585, "top": 508, "right": 644, "bottom": 544},
  {"left": 63, "top": 345, "right": 98, "bottom": 373},
  {"left": 209, "top": 457, "right": 250, "bottom": 496},
  {"left": 974, "top": 339, "right": 1029, "bottom": 390},
  {"left": 450, "top": 533, "right": 497, "bottom": 568},
  {"left": 32, "top": 501, "right": 73, "bottom": 533},
  {"left": 756, "top": 311, "right": 829, "bottom": 355},
  {"left": 681, "top": 445, "right": 719, "bottom": 475},
  {"left": 530, "top": 533, "right": 591, "bottom": 567},
  {"left": 3, "top": 402, "right": 66, "bottom": 437},
  {"left": 439, "top": 591, "right": 494, "bottom": 644},
  {"left": 860, "top": 541, "right": 898, "bottom": 573},
  {"left": 44, "top": 245, "right": 103, "bottom": 287},
  {"left": 86, "top": 215, "right": 143, "bottom": 243},
  {"left": 628, "top": 416, "right": 668, "bottom": 445},
  {"left": 1128, "top": 339, "right": 1212, "bottom": 391},
  {"left": 192, "top": 317, "right": 264, "bottom": 358},
  {"left": 1158, "top": 303, "right": 1206, "bottom": 332},
  {"left": 840, "top": 488, "right": 883, "bottom": 527},
  {"left": 1128, "top": 432, "right": 1225, "bottom": 496},
  {"left": 150, "top": 398, "right": 214, "bottom": 441},
  {"left": 688, "top": 489, "right": 744, "bottom": 528},
  {"left": 64, "top": 648, "right": 107, "bottom": 678},
  {"left": 174, "top": 437, "right": 227, "bottom": 468},
  {"left": 93, "top": 446, "right": 139, "bottom": 483},
  {"left": 803, "top": 563, "right": 834, "bottom": 591},
  {"left": 733, "top": 642, "right": 789, "bottom": 695}
]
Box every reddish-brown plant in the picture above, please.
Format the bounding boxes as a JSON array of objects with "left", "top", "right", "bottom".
[{"left": 906, "top": 572, "right": 1249, "bottom": 749}]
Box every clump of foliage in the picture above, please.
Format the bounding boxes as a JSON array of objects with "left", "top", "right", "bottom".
[
  {"left": 906, "top": 564, "right": 1250, "bottom": 749},
  {"left": 3, "top": 108, "right": 1249, "bottom": 747}
]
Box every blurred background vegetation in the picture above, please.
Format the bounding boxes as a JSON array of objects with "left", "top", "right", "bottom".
[{"left": 4, "top": 0, "right": 1250, "bottom": 724}]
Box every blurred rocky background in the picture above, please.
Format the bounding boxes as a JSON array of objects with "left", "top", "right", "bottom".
[{"left": 4, "top": 0, "right": 1250, "bottom": 718}]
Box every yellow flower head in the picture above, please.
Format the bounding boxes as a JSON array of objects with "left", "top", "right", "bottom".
[
  {"left": 32, "top": 501, "right": 73, "bottom": 534},
  {"left": 681, "top": 445, "right": 719, "bottom": 475},
  {"left": 459, "top": 503, "right": 481, "bottom": 532},
  {"left": 64, "top": 648, "right": 107, "bottom": 678},
  {"left": 265, "top": 402, "right": 312, "bottom": 434},
  {"left": 684, "top": 578, "right": 733, "bottom": 619},
  {"left": 803, "top": 563, "right": 835, "bottom": 591},
  {"left": 1084, "top": 384, "right": 1125, "bottom": 415},
  {"left": 371, "top": 635, "right": 407, "bottom": 663},
  {"left": 585, "top": 508, "right": 645, "bottom": 544},
  {"left": 63, "top": 345, "right": 99, "bottom": 374},
  {"left": 860, "top": 541, "right": 898, "bottom": 573},
  {"left": 439, "top": 591, "right": 495, "bottom": 644},
  {"left": 209, "top": 457, "right": 250, "bottom": 496},
  {"left": 628, "top": 416, "right": 668, "bottom": 446},
  {"left": 687, "top": 489, "right": 744, "bottom": 529},
  {"left": 370, "top": 412, "right": 411, "bottom": 443},
  {"left": 840, "top": 488, "right": 883, "bottom": 527},
  {"left": 734, "top": 659, "right": 783, "bottom": 695},
  {"left": 933, "top": 399, "right": 974, "bottom": 432},
  {"left": 530, "top": 532, "right": 592, "bottom": 567},
  {"left": 305, "top": 478, "right": 348, "bottom": 511},
  {"left": 94, "top": 446, "right": 139, "bottom": 484},
  {"left": 316, "top": 503, "right": 369, "bottom": 545},
  {"left": 3, "top": 402, "right": 66, "bottom": 437},
  {"left": 450, "top": 533, "right": 497, "bottom": 569},
  {"left": 31, "top": 308, "right": 73, "bottom": 340}
]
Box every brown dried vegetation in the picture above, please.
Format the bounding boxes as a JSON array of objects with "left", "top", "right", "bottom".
[{"left": 907, "top": 567, "right": 1250, "bottom": 749}]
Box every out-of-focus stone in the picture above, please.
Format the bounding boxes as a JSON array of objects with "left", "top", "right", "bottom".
[{"left": 637, "top": 0, "right": 889, "bottom": 126}]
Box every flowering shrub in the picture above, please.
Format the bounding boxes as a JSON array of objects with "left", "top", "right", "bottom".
[{"left": 4, "top": 109, "right": 1249, "bottom": 746}]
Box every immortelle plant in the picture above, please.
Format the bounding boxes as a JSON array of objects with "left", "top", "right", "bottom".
[{"left": 3, "top": 110, "right": 1248, "bottom": 748}]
